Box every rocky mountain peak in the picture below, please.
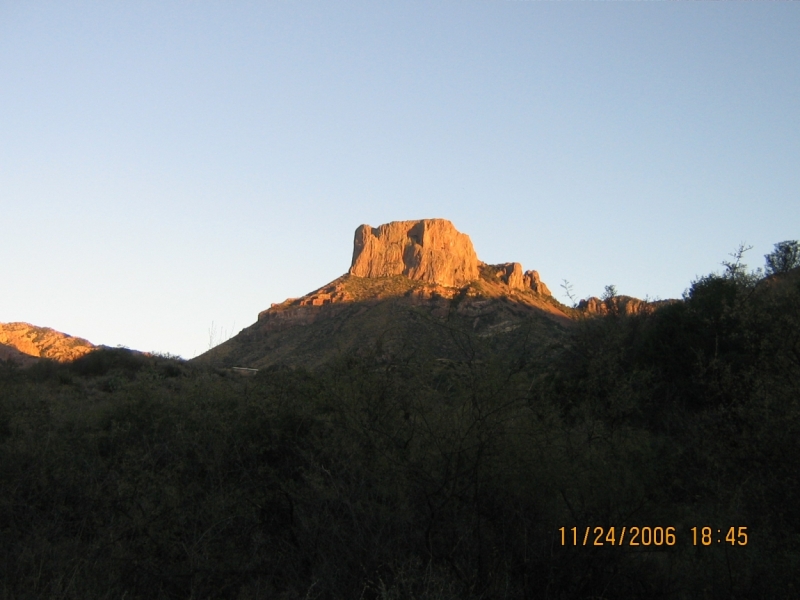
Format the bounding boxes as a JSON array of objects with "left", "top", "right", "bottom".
[
  {"left": 349, "top": 219, "right": 480, "bottom": 288},
  {"left": 0, "top": 322, "right": 96, "bottom": 363}
]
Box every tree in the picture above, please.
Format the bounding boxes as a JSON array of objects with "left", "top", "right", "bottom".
[
  {"left": 721, "top": 243, "right": 754, "bottom": 281},
  {"left": 764, "top": 240, "right": 800, "bottom": 276}
]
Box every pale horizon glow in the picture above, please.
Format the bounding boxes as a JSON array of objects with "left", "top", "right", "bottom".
[{"left": 1, "top": 2, "right": 798, "bottom": 358}]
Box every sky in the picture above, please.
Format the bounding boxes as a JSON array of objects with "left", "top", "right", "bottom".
[{"left": 1, "top": 2, "right": 798, "bottom": 359}]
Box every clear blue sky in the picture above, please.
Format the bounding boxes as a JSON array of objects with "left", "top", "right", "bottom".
[{"left": 2, "top": 2, "right": 798, "bottom": 358}]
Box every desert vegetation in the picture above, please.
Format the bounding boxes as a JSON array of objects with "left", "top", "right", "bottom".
[{"left": 1, "top": 245, "right": 798, "bottom": 599}]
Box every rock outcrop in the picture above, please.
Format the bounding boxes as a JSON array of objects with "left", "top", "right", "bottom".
[
  {"left": 0, "top": 322, "right": 96, "bottom": 363},
  {"left": 491, "top": 263, "right": 552, "bottom": 296},
  {"left": 349, "top": 219, "right": 480, "bottom": 288},
  {"left": 524, "top": 270, "right": 551, "bottom": 296},
  {"left": 577, "top": 296, "right": 675, "bottom": 316}
]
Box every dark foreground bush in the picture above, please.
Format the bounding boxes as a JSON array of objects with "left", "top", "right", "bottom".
[
  {"left": 1, "top": 264, "right": 798, "bottom": 599},
  {"left": 69, "top": 347, "right": 150, "bottom": 377}
]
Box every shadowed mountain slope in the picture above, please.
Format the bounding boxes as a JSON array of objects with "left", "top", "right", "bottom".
[{"left": 196, "top": 270, "right": 572, "bottom": 369}]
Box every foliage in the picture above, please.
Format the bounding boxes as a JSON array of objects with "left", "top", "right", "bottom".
[
  {"left": 1, "top": 247, "right": 799, "bottom": 598},
  {"left": 764, "top": 240, "right": 800, "bottom": 276}
]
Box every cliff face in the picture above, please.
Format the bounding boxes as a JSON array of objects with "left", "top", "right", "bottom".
[
  {"left": 0, "top": 322, "right": 96, "bottom": 363},
  {"left": 349, "top": 219, "right": 480, "bottom": 288}
]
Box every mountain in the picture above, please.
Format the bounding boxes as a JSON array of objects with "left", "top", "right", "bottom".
[
  {"left": 194, "top": 219, "right": 591, "bottom": 369},
  {"left": 0, "top": 322, "right": 97, "bottom": 364}
]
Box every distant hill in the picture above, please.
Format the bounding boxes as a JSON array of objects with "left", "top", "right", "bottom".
[
  {"left": 193, "top": 218, "right": 665, "bottom": 369},
  {"left": 0, "top": 322, "right": 97, "bottom": 363}
]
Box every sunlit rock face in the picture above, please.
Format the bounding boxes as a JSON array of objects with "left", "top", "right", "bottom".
[
  {"left": 490, "top": 263, "right": 552, "bottom": 297},
  {"left": 524, "top": 269, "right": 552, "bottom": 296},
  {"left": 0, "top": 322, "right": 96, "bottom": 362},
  {"left": 349, "top": 219, "right": 480, "bottom": 288}
]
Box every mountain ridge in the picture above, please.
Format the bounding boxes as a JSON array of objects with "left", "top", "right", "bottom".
[
  {"left": 0, "top": 322, "right": 97, "bottom": 364},
  {"left": 194, "top": 218, "right": 667, "bottom": 369},
  {"left": 3, "top": 219, "right": 673, "bottom": 367}
]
